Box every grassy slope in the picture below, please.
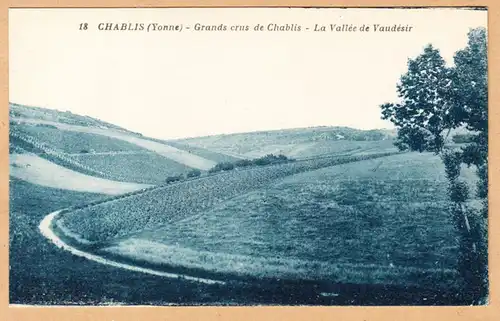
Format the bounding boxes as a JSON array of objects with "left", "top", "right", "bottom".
[
  {"left": 165, "top": 140, "right": 241, "bottom": 163},
  {"left": 10, "top": 103, "right": 129, "bottom": 132},
  {"left": 59, "top": 153, "right": 398, "bottom": 243},
  {"left": 110, "top": 153, "right": 464, "bottom": 289},
  {"left": 14, "top": 124, "right": 147, "bottom": 153},
  {"left": 13, "top": 177, "right": 448, "bottom": 305},
  {"left": 8, "top": 178, "right": 231, "bottom": 305},
  {"left": 11, "top": 115, "right": 217, "bottom": 171},
  {"left": 178, "top": 126, "right": 395, "bottom": 158},
  {"left": 10, "top": 123, "right": 194, "bottom": 183}
]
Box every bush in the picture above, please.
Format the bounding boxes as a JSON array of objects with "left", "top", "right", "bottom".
[
  {"left": 35, "top": 123, "right": 58, "bottom": 129},
  {"left": 209, "top": 162, "right": 235, "bottom": 173},
  {"left": 186, "top": 169, "right": 201, "bottom": 178},
  {"left": 234, "top": 159, "right": 253, "bottom": 167},
  {"left": 252, "top": 154, "right": 293, "bottom": 166},
  {"left": 208, "top": 154, "right": 295, "bottom": 173},
  {"left": 452, "top": 134, "right": 476, "bottom": 144},
  {"left": 80, "top": 149, "right": 90, "bottom": 154},
  {"left": 165, "top": 175, "right": 183, "bottom": 183}
]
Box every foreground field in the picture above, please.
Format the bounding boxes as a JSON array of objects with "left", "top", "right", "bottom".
[
  {"left": 13, "top": 178, "right": 463, "bottom": 305},
  {"left": 8, "top": 178, "right": 231, "bottom": 305},
  {"left": 101, "top": 153, "right": 469, "bottom": 289}
]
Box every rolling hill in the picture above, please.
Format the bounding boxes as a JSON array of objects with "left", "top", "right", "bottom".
[
  {"left": 175, "top": 126, "right": 398, "bottom": 160},
  {"left": 9, "top": 103, "right": 239, "bottom": 185},
  {"left": 10, "top": 102, "right": 478, "bottom": 305}
]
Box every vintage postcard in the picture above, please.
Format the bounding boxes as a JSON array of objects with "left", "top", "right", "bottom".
[{"left": 7, "top": 6, "right": 490, "bottom": 311}]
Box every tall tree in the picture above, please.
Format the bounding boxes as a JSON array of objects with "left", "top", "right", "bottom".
[
  {"left": 380, "top": 44, "right": 455, "bottom": 153},
  {"left": 380, "top": 27, "right": 488, "bottom": 303}
]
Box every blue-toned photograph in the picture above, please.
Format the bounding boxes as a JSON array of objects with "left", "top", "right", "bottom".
[{"left": 8, "top": 7, "right": 488, "bottom": 306}]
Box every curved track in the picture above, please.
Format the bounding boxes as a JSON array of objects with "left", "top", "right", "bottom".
[{"left": 39, "top": 210, "right": 225, "bottom": 285}]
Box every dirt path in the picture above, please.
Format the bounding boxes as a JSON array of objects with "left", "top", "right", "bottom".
[
  {"left": 39, "top": 210, "right": 225, "bottom": 285},
  {"left": 12, "top": 117, "right": 217, "bottom": 170},
  {"left": 10, "top": 153, "right": 152, "bottom": 195}
]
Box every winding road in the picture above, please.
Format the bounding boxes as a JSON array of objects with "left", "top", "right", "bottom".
[{"left": 39, "top": 210, "right": 225, "bottom": 285}]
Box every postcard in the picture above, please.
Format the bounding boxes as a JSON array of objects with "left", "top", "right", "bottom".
[{"left": 7, "top": 7, "right": 489, "bottom": 309}]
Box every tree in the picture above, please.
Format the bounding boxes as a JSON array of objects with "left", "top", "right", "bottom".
[
  {"left": 380, "top": 28, "right": 488, "bottom": 303},
  {"left": 380, "top": 44, "right": 456, "bottom": 153}
]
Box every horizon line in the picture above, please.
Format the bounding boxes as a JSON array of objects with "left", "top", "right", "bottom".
[{"left": 9, "top": 101, "right": 395, "bottom": 141}]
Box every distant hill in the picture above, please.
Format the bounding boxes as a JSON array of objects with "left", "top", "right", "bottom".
[
  {"left": 176, "top": 126, "right": 397, "bottom": 159},
  {"left": 9, "top": 102, "right": 399, "bottom": 185},
  {"left": 9, "top": 102, "right": 135, "bottom": 134},
  {"left": 8, "top": 103, "right": 233, "bottom": 185}
]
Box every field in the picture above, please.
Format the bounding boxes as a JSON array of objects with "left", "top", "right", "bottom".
[
  {"left": 11, "top": 117, "right": 217, "bottom": 170},
  {"left": 165, "top": 140, "right": 242, "bottom": 163},
  {"left": 178, "top": 126, "right": 396, "bottom": 159},
  {"left": 8, "top": 178, "right": 230, "bottom": 305},
  {"left": 13, "top": 123, "right": 147, "bottom": 154},
  {"left": 54, "top": 152, "right": 480, "bottom": 293},
  {"left": 73, "top": 153, "right": 192, "bottom": 184},
  {"left": 59, "top": 152, "right": 398, "bottom": 242},
  {"left": 10, "top": 103, "right": 483, "bottom": 305},
  {"left": 10, "top": 153, "right": 151, "bottom": 194},
  {"left": 9, "top": 102, "right": 129, "bottom": 131},
  {"left": 180, "top": 135, "right": 398, "bottom": 160},
  {"left": 13, "top": 177, "right": 455, "bottom": 305},
  {"left": 99, "top": 153, "right": 473, "bottom": 290}
]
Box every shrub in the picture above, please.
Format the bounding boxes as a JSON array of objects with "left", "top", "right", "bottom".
[
  {"left": 165, "top": 175, "right": 183, "bottom": 183},
  {"left": 186, "top": 169, "right": 201, "bottom": 178},
  {"left": 209, "top": 162, "right": 235, "bottom": 173},
  {"left": 234, "top": 159, "right": 253, "bottom": 167},
  {"left": 35, "top": 123, "right": 58, "bottom": 129},
  {"left": 452, "top": 134, "right": 476, "bottom": 144},
  {"left": 252, "top": 154, "right": 293, "bottom": 166}
]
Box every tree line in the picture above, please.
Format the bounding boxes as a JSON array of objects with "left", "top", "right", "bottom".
[{"left": 380, "top": 27, "right": 488, "bottom": 303}]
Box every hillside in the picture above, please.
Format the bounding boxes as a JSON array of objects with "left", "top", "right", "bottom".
[
  {"left": 9, "top": 102, "right": 480, "bottom": 305},
  {"left": 9, "top": 103, "right": 236, "bottom": 185},
  {"left": 175, "top": 126, "right": 398, "bottom": 159},
  {"left": 55, "top": 152, "right": 478, "bottom": 292},
  {"left": 9, "top": 103, "right": 399, "bottom": 186},
  {"left": 10, "top": 102, "right": 133, "bottom": 133}
]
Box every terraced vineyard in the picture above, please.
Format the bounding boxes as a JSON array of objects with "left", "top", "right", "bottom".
[
  {"left": 56, "top": 152, "right": 479, "bottom": 292},
  {"left": 73, "top": 153, "right": 192, "bottom": 184},
  {"left": 9, "top": 103, "right": 484, "bottom": 305},
  {"left": 165, "top": 140, "right": 242, "bottom": 163},
  {"left": 13, "top": 123, "right": 147, "bottom": 154},
  {"left": 58, "top": 152, "right": 399, "bottom": 243},
  {"left": 178, "top": 126, "right": 396, "bottom": 159}
]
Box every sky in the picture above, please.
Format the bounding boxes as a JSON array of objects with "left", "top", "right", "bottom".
[{"left": 9, "top": 8, "right": 487, "bottom": 139}]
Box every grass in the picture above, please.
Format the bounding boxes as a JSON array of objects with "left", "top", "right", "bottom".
[
  {"left": 8, "top": 178, "right": 238, "bottom": 305},
  {"left": 11, "top": 177, "right": 464, "bottom": 305},
  {"left": 103, "top": 153, "right": 478, "bottom": 290}
]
